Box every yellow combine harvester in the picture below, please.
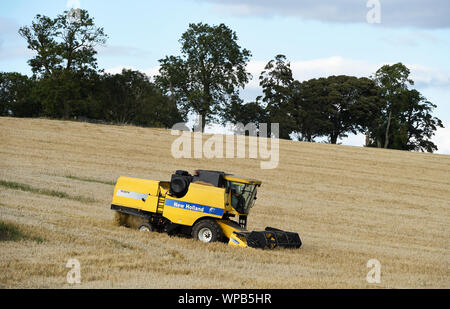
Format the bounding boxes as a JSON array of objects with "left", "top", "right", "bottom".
[{"left": 111, "top": 170, "right": 301, "bottom": 249}]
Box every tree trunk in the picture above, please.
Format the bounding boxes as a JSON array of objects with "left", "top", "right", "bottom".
[
  {"left": 365, "top": 130, "right": 370, "bottom": 147},
  {"left": 330, "top": 133, "right": 338, "bottom": 144},
  {"left": 384, "top": 110, "right": 392, "bottom": 149},
  {"left": 63, "top": 100, "right": 70, "bottom": 120},
  {"left": 201, "top": 113, "right": 207, "bottom": 132}
]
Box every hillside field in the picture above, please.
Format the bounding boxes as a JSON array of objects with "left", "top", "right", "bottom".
[{"left": 0, "top": 117, "right": 449, "bottom": 288}]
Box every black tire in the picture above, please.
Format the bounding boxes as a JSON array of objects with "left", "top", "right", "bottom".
[
  {"left": 138, "top": 223, "right": 153, "bottom": 232},
  {"left": 191, "top": 220, "right": 222, "bottom": 243}
]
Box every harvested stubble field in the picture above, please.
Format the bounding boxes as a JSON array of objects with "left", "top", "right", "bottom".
[{"left": 0, "top": 117, "right": 449, "bottom": 289}]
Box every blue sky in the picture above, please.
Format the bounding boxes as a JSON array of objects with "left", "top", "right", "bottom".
[{"left": 1, "top": 0, "right": 449, "bottom": 153}]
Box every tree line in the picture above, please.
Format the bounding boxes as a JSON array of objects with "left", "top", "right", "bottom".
[{"left": 0, "top": 9, "right": 443, "bottom": 152}]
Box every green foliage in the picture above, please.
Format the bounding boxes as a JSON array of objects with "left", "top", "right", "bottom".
[
  {"left": 253, "top": 57, "right": 441, "bottom": 152},
  {"left": 19, "top": 10, "right": 107, "bottom": 76},
  {"left": 295, "top": 75, "right": 381, "bottom": 144},
  {"left": 290, "top": 79, "right": 330, "bottom": 142},
  {"left": 63, "top": 175, "right": 115, "bottom": 186},
  {"left": 97, "top": 69, "right": 183, "bottom": 128},
  {"left": 0, "top": 180, "right": 96, "bottom": 204},
  {"left": 0, "top": 72, "right": 40, "bottom": 117},
  {"left": 0, "top": 221, "right": 26, "bottom": 242},
  {"left": 4, "top": 10, "right": 443, "bottom": 153},
  {"left": 367, "top": 88, "right": 444, "bottom": 152},
  {"left": 368, "top": 63, "right": 443, "bottom": 152},
  {"left": 11, "top": 9, "right": 182, "bottom": 129},
  {"left": 222, "top": 96, "right": 268, "bottom": 127},
  {"left": 31, "top": 69, "right": 99, "bottom": 119},
  {"left": 256, "top": 56, "right": 382, "bottom": 143},
  {"left": 258, "top": 55, "right": 296, "bottom": 139},
  {"left": 18, "top": 9, "right": 106, "bottom": 119},
  {"left": 371, "top": 63, "right": 414, "bottom": 148},
  {"left": 156, "top": 22, "right": 252, "bottom": 130},
  {"left": 0, "top": 221, "right": 43, "bottom": 243}
]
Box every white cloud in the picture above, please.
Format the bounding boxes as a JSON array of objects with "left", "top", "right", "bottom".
[
  {"left": 409, "top": 64, "right": 450, "bottom": 88},
  {"left": 244, "top": 56, "right": 450, "bottom": 90},
  {"left": 245, "top": 57, "right": 376, "bottom": 90},
  {"left": 380, "top": 31, "right": 444, "bottom": 47},
  {"left": 201, "top": 0, "right": 450, "bottom": 29},
  {"left": 104, "top": 65, "right": 135, "bottom": 74},
  {"left": 143, "top": 66, "right": 161, "bottom": 78},
  {"left": 433, "top": 127, "right": 450, "bottom": 154},
  {"left": 0, "top": 17, "right": 20, "bottom": 38},
  {"left": 104, "top": 65, "right": 160, "bottom": 80},
  {"left": 97, "top": 45, "right": 151, "bottom": 58},
  {"left": 290, "top": 57, "right": 377, "bottom": 81},
  {"left": 0, "top": 45, "right": 33, "bottom": 60},
  {"left": 339, "top": 133, "right": 366, "bottom": 147},
  {"left": 106, "top": 56, "right": 450, "bottom": 89},
  {"left": 0, "top": 17, "right": 33, "bottom": 61}
]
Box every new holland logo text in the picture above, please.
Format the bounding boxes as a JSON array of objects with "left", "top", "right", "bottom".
[
  {"left": 165, "top": 199, "right": 224, "bottom": 216},
  {"left": 173, "top": 201, "right": 204, "bottom": 212}
]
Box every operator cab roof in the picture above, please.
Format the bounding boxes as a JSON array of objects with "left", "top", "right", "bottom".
[
  {"left": 223, "top": 175, "right": 262, "bottom": 186},
  {"left": 192, "top": 170, "right": 262, "bottom": 187}
]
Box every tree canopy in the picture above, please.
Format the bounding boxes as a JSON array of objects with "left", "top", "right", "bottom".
[
  {"left": 19, "top": 10, "right": 107, "bottom": 77},
  {"left": 368, "top": 63, "right": 443, "bottom": 152},
  {"left": 156, "top": 22, "right": 252, "bottom": 130},
  {"left": 4, "top": 9, "right": 182, "bottom": 129},
  {"left": 1, "top": 9, "right": 444, "bottom": 153}
]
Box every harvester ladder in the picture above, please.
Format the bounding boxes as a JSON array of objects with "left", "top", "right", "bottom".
[{"left": 156, "top": 195, "right": 165, "bottom": 214}]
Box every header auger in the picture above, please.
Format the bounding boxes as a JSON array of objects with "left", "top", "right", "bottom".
[{"left": 111, "top": 170, "right": 302, "bottom": 250}]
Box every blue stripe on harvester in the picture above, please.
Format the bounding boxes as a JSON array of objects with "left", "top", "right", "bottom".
[
  {"left": 164, "top": 199, "right": 224, "bottom": 216},
  {"left": 230, "top": 238, "right": 240, "bottom": 245}
]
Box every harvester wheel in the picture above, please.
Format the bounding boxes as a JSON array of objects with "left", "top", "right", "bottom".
[
  {"left": 192, "top": 220, "right": 222, "bottom": 243},
  {"left": 138, "top": 223, "right": 153, "bottom": 232}
]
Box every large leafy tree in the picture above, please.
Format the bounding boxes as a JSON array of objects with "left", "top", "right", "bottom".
[
  {"left": 0, "top": 72, "right": 40, "bottom": 117},
  {"left": 19, "top": 9, "right": 107, "bottom": 119},
  {"left": 369, "top": 88, "right": 443, "bottom": 152},
  {"left": 255, "top": 57, "right": 382, "bottom": 143},
  {"left": 156, "top": 23, "right": 252, "bottom": 130},
  {"left": 98, "top": 69, "right": 183, "bottom": 128},
  {"left": 221, "top": 95, "right": 268, "bottom": 136},
  {"left": 294, "top": 76, "right": 381, "bottom": 144},
  {"left": 31, "top": 69, "right": 99, "bottom": 119},
  {"left": 371, "top": 63, "right": 413, "bottom": 148},
  {"left": 396, "top": 89, "right": 443, "bottom": 152},
  {"left": 257, "top": 55, "right": 296, "bottom": 139},
  {"left": 290, "top": 78, "right": 331, "bottom": 142},
  {"left": 19, "top": 9, "right": 107, "bottom": 76},
  {"left": 324, "top": 75, "right": 382, "bottom": 144},
  {"left": 369, "top": 63, "right": 443, "bottom": 152}
]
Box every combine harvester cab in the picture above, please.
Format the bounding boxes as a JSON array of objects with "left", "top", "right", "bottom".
[{"left": 111, "top": 170, "right": 302, "bottom": 250}]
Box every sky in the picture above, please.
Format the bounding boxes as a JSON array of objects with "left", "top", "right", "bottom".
[{"left": 1, "top": 0, "right": 449, "bottom": 154}]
